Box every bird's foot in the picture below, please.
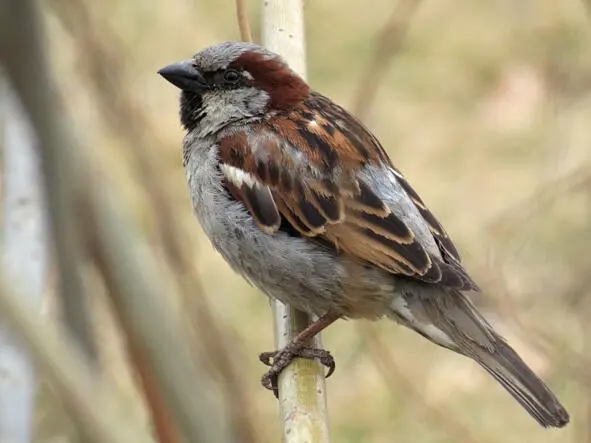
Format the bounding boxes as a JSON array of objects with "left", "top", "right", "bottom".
[{"left": 259, "top": 344, "right": 335, "bottom": 397}]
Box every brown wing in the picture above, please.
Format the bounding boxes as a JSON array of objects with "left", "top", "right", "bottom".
[{"left": 218, "top": 93, "right": 478, "bottom": 291}]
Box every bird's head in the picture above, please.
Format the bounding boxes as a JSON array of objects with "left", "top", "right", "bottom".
[{"left": 158, "top": 42, "right": 310, "bottom": 133}]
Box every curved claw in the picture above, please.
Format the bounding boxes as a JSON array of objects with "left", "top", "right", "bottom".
[
  {"left": 319, "top": 352, "right": 335, "bottom": 378},
  {"left": 261, "top": 372, "right": 280, "bottom": 398},
  {"left": 258, "top": 346, "right": 335, "bottom": 397},
  {"left": 296, "top": 347, "right": 335, "bottom": 378}
]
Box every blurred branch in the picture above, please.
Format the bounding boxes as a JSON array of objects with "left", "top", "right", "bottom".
[
  {"left": 352, "top": 0, "right": 423, "bottom": 121},
  {"left": 358, "top": 323, "right": 494, "bottom": 443},
  {"left": 85, "top": 191, "right": 235, "bottom": 443},
  {"left": 262, "top": 1, "right": 331, "bottom": 442},
  {"left": 487, "top": 165, "right": 591, "bottom": 237},
  {"left": 102, "top": 289, "right": 179, "bottom": 443},
  {"left": 0, "top": 79, "right": 48, "bottom": 443},
  {"left": 0, "top": 270, "right": 154, "bottom": 443},
  {"left": 1, "top": 0, "right": 97, "bottom": 364},
  {"left": 236, "top": 0, "right": 253, "bottom": 42},
  {"left": 128, "top": 349, "right": 178, "bottom": 443},
  {"left": 48, "top": 2, "right": 262, "bottom": 441},
  {"left": 0, "top": 1, "right": 239, "bottom": 442}
]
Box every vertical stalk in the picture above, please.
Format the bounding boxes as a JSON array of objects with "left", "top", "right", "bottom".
[
  {"left": 261, "top": 2, "right": 331, "bottom": 442},
  {"left": 0, "top": 79, "right": 48, "bottom": 443}
]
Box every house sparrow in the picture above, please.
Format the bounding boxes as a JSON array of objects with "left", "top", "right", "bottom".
[{"left": 159, "top": 41, "right": 569, "bottom": 427}]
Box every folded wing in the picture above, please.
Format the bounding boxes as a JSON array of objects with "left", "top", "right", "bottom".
[{"left": 218, "top": 92, "right": 478, "bottom": 291}]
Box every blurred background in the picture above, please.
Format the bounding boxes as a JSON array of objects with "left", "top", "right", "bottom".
[{"left": 23, "top": 0, "right": 591, "bottom": 441}]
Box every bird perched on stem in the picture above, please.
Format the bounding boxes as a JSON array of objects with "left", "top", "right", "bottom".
[{"left": 159, "top": 41, "right": 569, "bottom": 428}]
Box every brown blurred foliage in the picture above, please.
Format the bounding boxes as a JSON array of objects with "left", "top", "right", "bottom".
[{"left": 29, "top": 0, "right": 590, "bottom": 442}]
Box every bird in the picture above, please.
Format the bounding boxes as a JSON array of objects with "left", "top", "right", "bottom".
[{"left": 158, "top": 41, "right": 569, "bottom": 428}]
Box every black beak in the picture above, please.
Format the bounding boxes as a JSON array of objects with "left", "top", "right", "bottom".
[{"left": 158, "top": 60, "right": 208, "bottom": 92}]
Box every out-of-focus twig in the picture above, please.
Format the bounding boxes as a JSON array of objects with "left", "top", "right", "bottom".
[
  {"left": 487, "top": 165, "right": 591, "bottom": 237},
  {"left": 358, "top": 322, "right": 495, "bottom": 443},
  {"left": 128, "top": 350, "right": 178, "bottom": 443},
  {"left": 102, "top": 292, "right": 180, "bottom": 443},
  {"left": 0, "top": 79, "right": 48, "bottom": 443},
  {"left": 0, "top": 1, "right": 238, "bottom": 441},
  {"left": 352, "top": 0, "right": 423, "bottom": 121},
  {"left": 49, "top": 2, "right": 261, "bottom": 441},
  {"left": 262, "top": 1, "right": 331, "bottom": 442},
  {"left": 0, "top": 270, "right": 154, "bottom": 443},
  {"left": 236, "top": 0, "right": 253, "bottom": 42},
  {"left": 85, "top": 197, "right": 235, "bottom": 443}
]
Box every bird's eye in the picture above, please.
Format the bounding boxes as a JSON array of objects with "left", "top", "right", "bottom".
[{"left": 223, "top": 69, "right": 241, "bottom": 84}]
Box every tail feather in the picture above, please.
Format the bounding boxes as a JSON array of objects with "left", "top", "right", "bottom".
[
  {"left": 390, "top": 287, "right": 569, "bottom": 428},
  {"left": 471, "top": 334, "right": 569, "bottom": 428}
]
